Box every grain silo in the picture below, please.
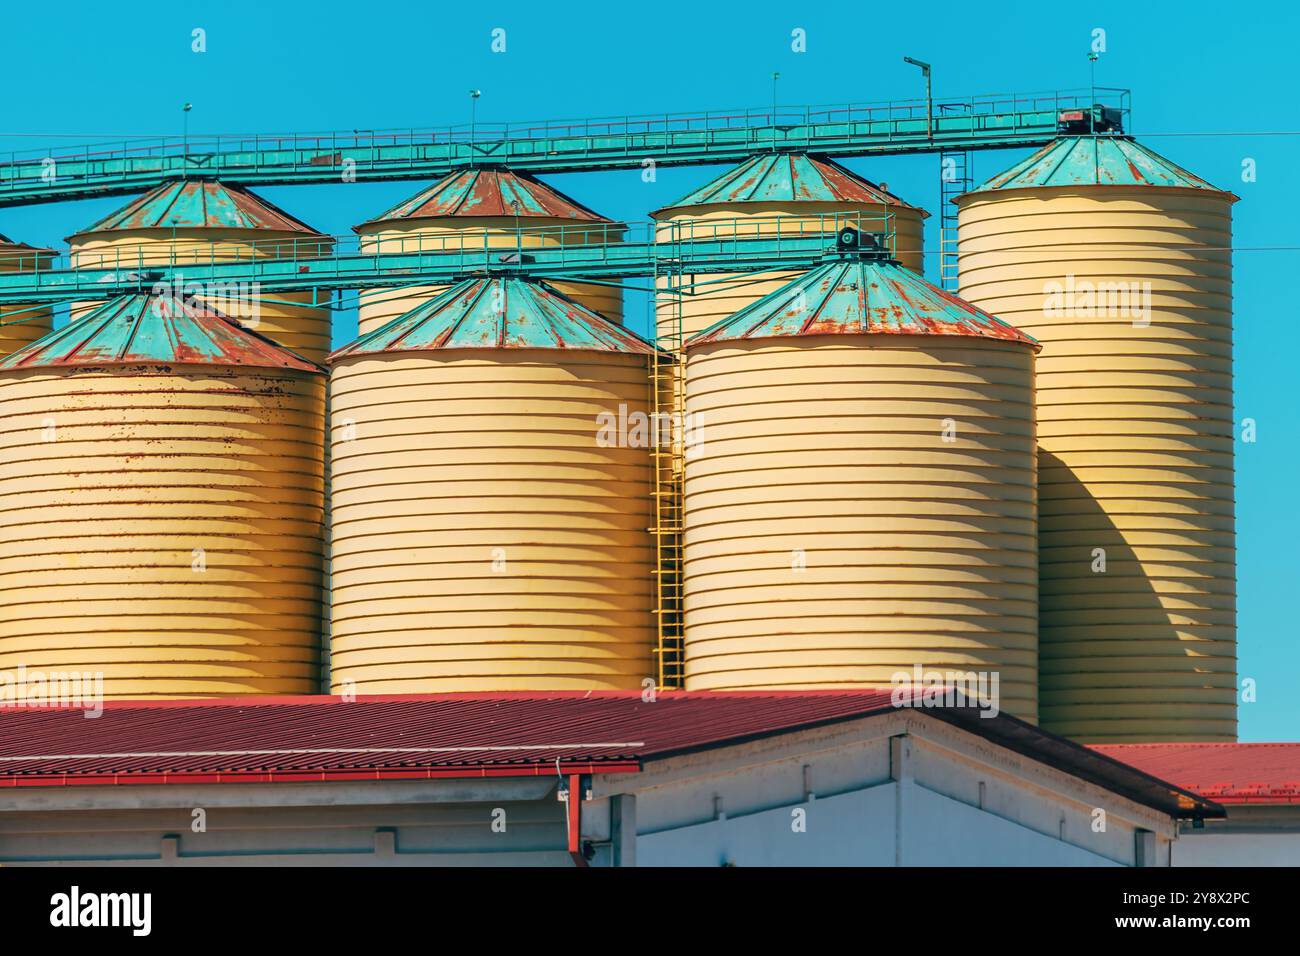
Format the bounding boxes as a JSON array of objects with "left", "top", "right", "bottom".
[
  {"left": 0, "top": 292, "right": 327, "bottom": 699},
  {"left": 67, "top": 179, "right": 334, "bottom": 364},
  {"left": 652, "top": 153, "right": 928, "bottom": 345},
  {"left": 956, "top": 135, "right": 1237, "bottom": 743},
  {"left": 354, "top": 168, "right": 623, "bottom": 335},
  {"left": 0, "top": 234, "right": 53, "bottom": 359},
  {"left": 329, "top": 277, "right": 655, "bottom": 693},
  {"left": 682, "top": 255, "right": 1040, "bottom": 721}
]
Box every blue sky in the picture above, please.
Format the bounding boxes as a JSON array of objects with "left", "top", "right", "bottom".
[{"left": 0, "top": 1, "right": 1294, "bottom": 739}]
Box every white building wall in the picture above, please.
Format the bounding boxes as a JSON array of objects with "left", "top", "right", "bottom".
[
  {"left": 592, "top": 714, "right": 1177, "bottom": 867},
  {"left": 1170, "top": 807, "right": 1300, "bottom": 866}
]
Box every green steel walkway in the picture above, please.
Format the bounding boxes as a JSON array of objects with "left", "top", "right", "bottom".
[
  {"left": 0, "top": 219, "right": 880, "bottom": 304},
  {"left": 0, "top": 88, "right": 1128, "bottom": 206}
]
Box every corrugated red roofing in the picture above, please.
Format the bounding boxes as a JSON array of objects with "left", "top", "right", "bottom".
[
  {"left": 0, "top": 692, "right": 1223, "bottom": 817},
  {"left": 0, "top": 691, "right": 895, "bottom": 785},
  {"left": 1093, "top": 743, "right": 1300, "bottom": 805}
]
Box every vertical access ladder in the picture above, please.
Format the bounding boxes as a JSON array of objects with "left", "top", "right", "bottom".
[{"left": 649, "top": 253, "right": 686, "bottom": 689}]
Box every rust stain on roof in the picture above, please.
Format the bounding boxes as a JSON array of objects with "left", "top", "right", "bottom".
[
  {"left": 68, "top": 180, "right": 326, "bottom": 239},
  {"left": 0, "top": 292, "right": 322, "bottom": 373},
  {"left": 654, "top": 153, "right": 925, "bottom": 217},
  {"left": 687, "top": 256, "right": 1039, "bottom": 350},
  {"left": 357, "top": 168, "right": 612, "bottom": 229},
  {"left": 330, "top": 276, "right": 652, "bottom": 361}
]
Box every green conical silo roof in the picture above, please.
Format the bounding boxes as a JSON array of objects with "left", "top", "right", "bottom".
[
  {"left": 329, "top": 277, "right": 653, "bottom": 360},
  {"left": 0, "top": 292, "right": 321, "bottom": 372},
  {"left": 68, "top": 180, "right": 325, "bottom": 239},
  {"left": 653, "top": 153, "right": 923, "bottom": 217},
  {"left": 686, "top": 256, "right": 1038, "bottom": 350},
  {"left": 357, "top": 168, "right": 612, "bottom": 229},
  {"left": 965, "top": 136, "right": 1232, "bottom": 195}
]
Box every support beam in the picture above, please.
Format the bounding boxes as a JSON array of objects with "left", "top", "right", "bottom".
[{"left": 0, "top": 88, "right": 1127, "bottom": 206}]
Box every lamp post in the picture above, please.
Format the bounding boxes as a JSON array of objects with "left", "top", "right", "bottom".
[
  {"left": 903, "top": 57, "right": 932, "bottom": 140},
  {"left": 182, "top": 102, "right": 193, "bottom": 156},
  {"left": 770, "top": 71, "right": 780, "bottom": 151},
  {"left": 469, "top": 89, "right": 482, "bottom": 150},
  {"left": 1088, "top": 52, "right": 1099, "bottom": 135}
]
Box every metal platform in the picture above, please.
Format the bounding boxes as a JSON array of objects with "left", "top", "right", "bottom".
[
  {"left": 0, "top": 88, "right": 1128, "bottom": 206},
  {"left": 0, "top": 217, "right": 893, "bottom": 304}
]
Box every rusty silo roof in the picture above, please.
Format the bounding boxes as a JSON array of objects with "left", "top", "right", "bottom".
[
  {"left": 0, "top": 292, "right": 321, "bottom": 372},
  {"left": 966, "top": 136, "right": 1233, "bottom": 195},
  {"left": 653, "top": 153, "right": 923, "bottom": 217},
  {"left": 330, "top": 277, "right": 652, "bottom": 360},
  {"left": 686, "top": 256, "right": 1039, "bottom": 350},
  {"left": 68, "top": 180, "right": 325, "bottom": 239},
  {"left": 357, "top": 168, "right": 612, "bottom": 228},
  {"left": 0, "top": 233, "right": 55, "bottom": 258}
]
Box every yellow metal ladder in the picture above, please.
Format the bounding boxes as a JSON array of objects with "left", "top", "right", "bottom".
[{"left": 648, "top": 258, "right": 686, "bottom": 690}]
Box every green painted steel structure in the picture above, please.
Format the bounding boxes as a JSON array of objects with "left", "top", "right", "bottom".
[
  {"left": 687, "top": 254, "right": 1039, "bottom": 347},
  {"left": 0, "top": 89, "right": 1128, "bottom": 206},
  {"left": 970, "top": 134, "right": 1222, "bottom": 192},
  {"left": 0, "top": 291, "right": 318, "bottom": 371},
  {"left": 0, "top": 218, "right": 872, "bottom": 304},
  {"left": 332, "top": 276, "right": 652, "bottom": 358}
]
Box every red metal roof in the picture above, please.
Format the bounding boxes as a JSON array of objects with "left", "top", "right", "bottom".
[
  {"left": 0, "top": 691, "right": 1223, "bottom": 817},
  {"left": 1093, "top": 743, "right": 1300, "bottom": 806},
  {"left": 0, "top": 691, "right": 895, "bottom": 786}
]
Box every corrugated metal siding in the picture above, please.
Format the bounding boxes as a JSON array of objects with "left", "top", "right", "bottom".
[
  {"left": 0, "top": 366, "right": 327, "bottom": 699},
  {"left": 328, "top": 347, "right": 655, "bottom": 693},
  {"left": 0, "top": 237, "right": 53, "bottom": 362},
  {"left": 958, "top": 174, "right": 1237, "bottom": 743},
  {"left": 682, "top": 336, "right": 1039, "bottom": 720}
]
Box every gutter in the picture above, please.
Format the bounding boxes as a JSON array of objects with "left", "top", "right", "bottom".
[
  {"left": 0, "top": 761, "right": 641, "bottom": 789},
  {"left": 566, "top": 773, "right": 588, "bottom": 868}
]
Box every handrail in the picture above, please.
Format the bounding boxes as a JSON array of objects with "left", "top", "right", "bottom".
[
  {"left": 0, "top": 213, "right": 897, "bottom": 304},
  {"left": 0, "top": 87, "right": 1130, "bottom": 205}
]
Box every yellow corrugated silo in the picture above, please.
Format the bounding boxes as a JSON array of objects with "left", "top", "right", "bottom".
[
  {"left": 682, "top": 255, "right": 1041, "bottom": 720},
  {"left": 653, "top": 153, "right": 928, "bottom": 345},
  {"left": 0, "top": 292, "right": 327, "bottom": 698},
  {"left": 0, "top": 234, "right": 54, "bottom": 359},
  {"left": 956, "top": 135, "right": 1237, "bottom": 742},
  {"left": 329, "top": 277, "right": 656, "bottom": 693},
  {"left": 353, "top": 168, "right": 623, "bottom": 335},
  {"left": 67, "top": 180, "right": 334, "bottom": 364}
]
